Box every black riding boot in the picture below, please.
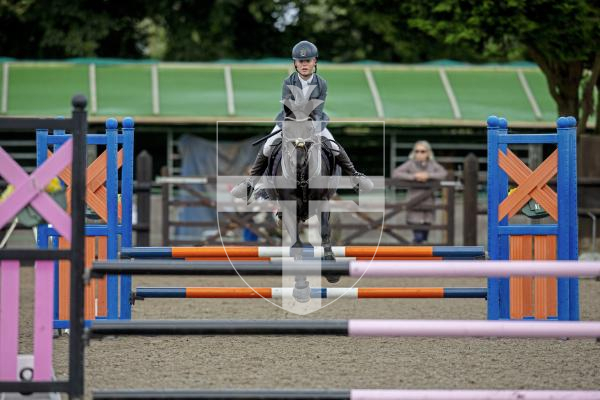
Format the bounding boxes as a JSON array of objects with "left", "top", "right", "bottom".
[
  {"left": 231, "top": 152, "right": 269, "bottom": 199},
  {"left": 334, "top": 145, "right": 374, "bottom": 192}
]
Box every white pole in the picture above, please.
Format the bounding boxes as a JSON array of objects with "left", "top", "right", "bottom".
[
  {"left": 224, "top": 65, "right": 235, "bottom": 116},
  {"left": 439, "top": 68, "right": 461, "bottom": 119},
  {"left": 151, "top": 64, "right": 160, "bottom": 115},
  {"left": 364, "top": 68, "right": 384, "bottom": 118},
  {"left": 517, "top": 69, "right": 543, "bottom": 120},
  {"left": 89, "top": 64, "right": 98, "bottom": 114}
]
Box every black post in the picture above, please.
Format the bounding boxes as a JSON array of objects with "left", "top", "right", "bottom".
[
  {"left": 135, "top": 151, "right": 152, "bottom": 246},
  {"left": 446, "top": 170, "right": 455, "bottom": 245},
  {"left": 463, "top": 153, "right": 479, "bottom": 246},
  {"left": 69, "top": 94, "right": 88, "bottom": 399},
  {"left": 161, "top": 166, "right": 170, "bottom": 246}
]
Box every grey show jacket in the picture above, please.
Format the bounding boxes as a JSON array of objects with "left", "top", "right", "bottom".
[{"left": 275, "top": 72, "right": 330, "bottom": 130}]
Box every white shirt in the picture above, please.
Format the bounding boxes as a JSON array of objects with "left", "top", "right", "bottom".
[{"left": 298, "top": 73, "right": 314, "bottom": 98}]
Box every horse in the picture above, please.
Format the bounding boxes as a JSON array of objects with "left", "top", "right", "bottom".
[{"left": 257, "top": 113, "right": 342, "bottom": 299}]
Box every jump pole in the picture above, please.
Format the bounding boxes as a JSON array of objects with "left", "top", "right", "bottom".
[
  {"left": 89, "top": 260, "right": 600, "bottom": 279},
  {"left": 87, "top": 319, "right": 600, "bottom": 338},
  {"left": 133, "top": 287, "right": 488, "bottom": 299},
  {"left": 120, "top": 245, "right": 485, "bottom": 259},
  {"left": 92, "top": 389, "right": 600, "bottom": 400}
]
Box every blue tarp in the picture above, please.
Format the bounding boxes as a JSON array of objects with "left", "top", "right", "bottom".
[{"left": 175, "top": 134, "right": 261, "bottom": 241}]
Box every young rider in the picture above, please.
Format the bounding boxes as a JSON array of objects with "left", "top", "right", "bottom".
[{"left": 231, "top": 40, "right": 371, "bottom": 199}]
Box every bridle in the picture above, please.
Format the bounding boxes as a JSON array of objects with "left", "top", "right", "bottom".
[{"left": 280, "top": 118, "right": 322, "bottom": 186}]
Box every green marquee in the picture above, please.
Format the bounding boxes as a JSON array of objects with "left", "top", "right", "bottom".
[{"left": 0, "top": 60, "right": 579, "bottom": 127}]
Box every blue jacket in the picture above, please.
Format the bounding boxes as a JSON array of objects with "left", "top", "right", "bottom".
[{"left": 275, "top": 73, "right": 329, "bottom": 130}]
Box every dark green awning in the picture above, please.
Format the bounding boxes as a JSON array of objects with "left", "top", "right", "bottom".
[{"left": 1, "top": 61, "right": 584, "bottom": 127}]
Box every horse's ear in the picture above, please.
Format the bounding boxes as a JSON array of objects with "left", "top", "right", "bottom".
[{"left": 283, "top": 103, "right": 295, "bottom": 119}]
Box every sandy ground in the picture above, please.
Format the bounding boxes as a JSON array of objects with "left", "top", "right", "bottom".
[
  {"left": 8, "top": 195, "right": 599, "bottom": 398},
  {"left": 13, "top": 270, "right": 600, "bottom": 399}
]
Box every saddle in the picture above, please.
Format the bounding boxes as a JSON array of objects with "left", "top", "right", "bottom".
[{"left": 266, "top": 137, "right": 337, "bottom": 178}]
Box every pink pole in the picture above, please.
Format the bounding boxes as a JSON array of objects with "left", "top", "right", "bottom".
[
  {"left": 350, "top": 260, "right": 600, "bottom": 278},
  {"left": 0, "top": 260, "right": 19, "bottom": 380},
  {"left": 33, "top": 260, "right": 54, "bottom": 381},
  {"left": 348, "top": 320, "right": 600, "bottom": 338},
  {"left": 351, "top": 389, "right": 600, "bottom": 400}
]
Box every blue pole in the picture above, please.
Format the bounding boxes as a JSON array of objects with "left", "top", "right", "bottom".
[
  {"left": 497, "top": 118, "right": 510, "bottom": 319},
  {"left": 567, "top": 116, "right": 579, "bottom": 320},
  {"left": 556, "top": 117, "right": 571, "bottom": 320},
  {"left": 443, "top": 288, "right": 488, "bottom": 298},
  {"left": 36, "top": 129, "right": 55, "bottom": 322},
  {"left": 106, "top": 118, "right": 119, "bottom": 319},
  {"left": 119, "top": 117, "right": 135, "bottom": 319},
  {"left": 431, "top": 246, "right": 485, "bottom": 258},
  {"left": 486, "top": 116, "right": 500, "bottom": 320},
  {"left": 121, "top": 247, "right": 173, "bottom": 258}
]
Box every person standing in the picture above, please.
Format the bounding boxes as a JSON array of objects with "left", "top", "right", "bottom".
[{"left": 392, "top": 141, "right": 447, "bottom": 244}]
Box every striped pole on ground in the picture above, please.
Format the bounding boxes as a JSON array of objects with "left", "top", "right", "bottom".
[{"left": 133, "top": 287, "right": 487, "bottom": 299}]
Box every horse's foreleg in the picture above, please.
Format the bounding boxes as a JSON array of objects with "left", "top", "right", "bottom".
[
  {"left": 281, "top": 207, "right": 301, "bottom": 250},
  {"left": 320, "top": 211, "right": 340, "bottom": 283},
  {"left": 291, "top": 221, "right": 310, "bottom": 303},
  {"left": 281, "top": 207, "right": 311, "bottom": 302},
  {"left": 320, "top": 211, "right": 335, "bottom": 260}
]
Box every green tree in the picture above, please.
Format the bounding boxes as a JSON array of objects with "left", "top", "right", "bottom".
[
  {"left": 0, "top": 0, "right": 151, "bottom": 58},
  {"left": 284, "top": 0, "right": 493, "bottom": 63},
  {"left": 149, "top": 0, "right": 303, "bottom": 61},
  {"left": 403, "top": 0, "right": 600, "bottom": 134}
]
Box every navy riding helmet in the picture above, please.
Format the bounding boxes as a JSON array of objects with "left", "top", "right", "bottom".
[
  {"left": 292, "top": 40, "right": 319, "bottom": 74},
  {"left": 292, "top": 40, "right": 319, "bottom": 60}
]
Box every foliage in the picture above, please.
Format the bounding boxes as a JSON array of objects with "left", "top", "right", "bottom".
[
  {"left": 1, "top": 0, "right": 598, "bottom": 132},
  {"left": 402, "top": 0, "right": 600, "bottom": 133},
  {"left": 0, "top": 0, "right": 150, "bottom": 58}
]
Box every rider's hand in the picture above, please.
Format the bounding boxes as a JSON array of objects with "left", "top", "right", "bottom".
[{"left": 414, "top": 172, "right": 429, "bottom": 182}]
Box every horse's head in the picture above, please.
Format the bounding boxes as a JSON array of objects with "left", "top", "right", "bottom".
[{"left": 281, "top": 116, "right": 321, "bottom": 181}]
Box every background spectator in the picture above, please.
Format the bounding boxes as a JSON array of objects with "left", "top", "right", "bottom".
[{"left": 392, "top": 141, "right": 447, "bottom": 244}]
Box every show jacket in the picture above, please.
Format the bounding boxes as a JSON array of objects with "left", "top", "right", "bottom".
[{"left": 275, "top": 72, "right": 330, "bottom": 130}]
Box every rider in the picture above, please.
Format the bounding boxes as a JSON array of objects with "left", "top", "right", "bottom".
[{"left": 231, "top": 40, "right": 371, "bottom": 199}]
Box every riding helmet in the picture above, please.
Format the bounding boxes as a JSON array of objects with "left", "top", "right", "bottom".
[{"left": 292, "top": 41, "right": 319, "bottom": 60}]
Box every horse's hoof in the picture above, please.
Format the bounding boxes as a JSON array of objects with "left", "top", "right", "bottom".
[
  {"left": 324, "top": 273, "right": 341, "bottom": 284},
  {"left": 322, "top": 251, "right": 337, "bottom": 283},
  {"left": 292, "top": 286, "right": 311, "bottom": 303}
]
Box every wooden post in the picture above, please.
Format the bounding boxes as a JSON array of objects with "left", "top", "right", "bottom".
[
  {"left": 135, "top": 151, "right": 152, "bottom": 246},
  {"left": 446, "top": 170, "right": 455, "bottom": 245},
  {"left": 463, "top": 153, "right": 479, "bottom": 246},
  {"left": 161, "top": 166, "right": 170, "bottom": 246}
]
